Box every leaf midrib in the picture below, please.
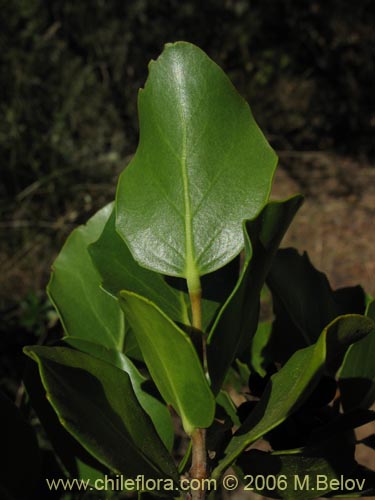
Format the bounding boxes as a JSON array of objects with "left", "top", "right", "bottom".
[{"left": 171, "top": 58, "right": 197, "bottom": 285}]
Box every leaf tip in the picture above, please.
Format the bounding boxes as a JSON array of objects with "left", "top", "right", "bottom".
[{"left": 23, "top": 346, "right": 40, "bottom": 365}]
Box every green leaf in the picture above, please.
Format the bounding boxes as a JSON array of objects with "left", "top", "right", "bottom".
[
  {"left": 48, "top": 203, "right": 124, "bottom": 350},
  {"left": 0, "top": 392, "right": 42, "bottom": 499},
  {"left": 250, "top": 321, "right": 273, "bottom": 377},
  {"left": 23, "top": 359, "right": 107, "bottom": 478},
  {"left": 212, "top": 314, "right": 373, "bottom": 478},
  {"left": 123, "top": 322, "right": 144, "bottom": 361},
  {"left": 216, "top": 390, "right": 241, "bottom": 428},
  {"left": 207, "top": 195, "right": 303, "bottom": 393},
  {"left": 265, "top": 252, "right": 366, "bottom": 365},
  {"left": 89, "top": 206, "right": 237, "bottom": 332},
  {"left": 340, "top": 300, "right": 375, "bottom": 410},
  {"left": 65, "top": 337, "right": 174, "bottom": 450},
  {"left": 24, "top": 346, "right": 179, "bottom": 484},
  {"left": 118, "top": 291, "right": 215, "bottom": 433},
  {"left": 308, "top": 408, "right": 375, "bottom": 443},
  {"left": 116, "top": 42, "right": 277, "bottom": 290},
  {"left": 267, "top": 248, "right": 339, "bottom": 347},
  {"left": 89, "top": 207, "right": 190, "bottom": 324},
  {"left": 334, "top": 285, "right": 366, "bottom": 316}
]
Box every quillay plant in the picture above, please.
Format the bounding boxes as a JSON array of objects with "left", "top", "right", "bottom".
[{"left": 24, "top": 42, "right": 375, "bottom": 500}]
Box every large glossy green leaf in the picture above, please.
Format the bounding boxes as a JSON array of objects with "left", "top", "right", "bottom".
[
  {"left": 24, "top": 346, "right": 179, "bottom": 485},
  {"left": 118, "top": 291, "right": 215, "bottom": 433},
  {"left": 65, "top": 337, "right": 174, "bottom": 450},
  {"left": 0, "top": 392, "right": 42, "bottom": 500},
  {"left": 207, "top": 195, "right": 303, "bottom": 393},
  {"left": 340, "top": 300, "right": 375, "bottom": 410},
  {"left": 116, "top": 42, "right": 277, "bottom": 289},
  {"left": 212, "top": 314, "right": 373, "bottom": 478},
  {"left": 48, "top": 204, "right": 124, "bottom": 350}
]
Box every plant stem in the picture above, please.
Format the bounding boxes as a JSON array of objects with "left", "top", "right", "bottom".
[
  {"left": 190, "top": 287, "right": 208, "bottom": 373},
  {"left": 190, "top": 428, "right": 207, "bottom": 500},
  {"left": 190, "top": 287, "right": 202, "bottom": 331},
  {"left": 188, "top": 281, "right": 208, "bottom": 500}
]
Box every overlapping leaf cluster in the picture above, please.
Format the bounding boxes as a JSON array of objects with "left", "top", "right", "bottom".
[{"left": 14, "top": 43, "right": 375, "bottom": 499}]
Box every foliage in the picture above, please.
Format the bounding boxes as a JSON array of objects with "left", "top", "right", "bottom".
[{"left": 4, "top": 41, "right": 374, "bottom": 500}]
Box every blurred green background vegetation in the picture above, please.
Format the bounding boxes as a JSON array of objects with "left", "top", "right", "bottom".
[{"left": 0, "top": 0, "right": 374, "bottom": 396}]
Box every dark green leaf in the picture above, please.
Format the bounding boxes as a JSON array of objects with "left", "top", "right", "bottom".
[
  {"left": 237, "top": 433, "right": 357, "bottom": 500},
  {"left": 216, "top": 390, "right": 241, "bottom": 428},
  {"left": 207, "top": 195, "right": 303, "bottom": 393},
  {"left": 89, "top": 207, "right": 190, "bottom": 324},
  {"left": 65, "top": 337, "right": 174, "bottom": 450},
  {"left": 267, "top": 248, "right": 338, "bottom": 348},
  {"left": 123, "top": 321, "right": 144, "bottom": 361},
  {"left": 250, "top": 321, "right": 273, "bottom": 377},
  {"left": 248, "top": 364, "right": 278, "bottom": 399},
  {"left": 23, "top": 358, "right": 106, "bottom": 478},
  {"left": 116, "top": 42, "right": 277, "bottom": 290},
  {"left": 266, "top": 252, "right": 367, "bottom": 364},
  {"left": 340, "top": 300, "right": 375, "bottom": 410},
  {"left": 334, "top": 285, "right": 366, "bottom": 316},
  {"left": 212, "top": 314, "right": 373, "bottom": 477},
  {"left": 24, "top": 346, "right": 179, "bottom": 484},
  {"left": 119, "top": 291, "right": 215, "bottom": 433},
  {"left": 308, "top": 409, "right": 375, "bottom": 443},
  {"left": 48, "top": 203, "right": 124, "bottom": 350}
]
